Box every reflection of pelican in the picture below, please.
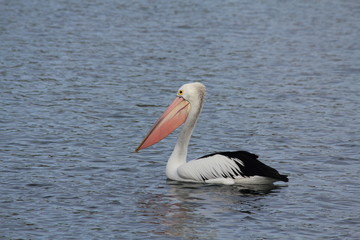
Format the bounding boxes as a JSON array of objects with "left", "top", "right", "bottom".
[
  {"left": 166, "top": 180, "right": 279, "bottom": 200},
  {"left": 136, "top": 82, "right": 288, "bottom": 185},
  {"left": 138, "top": 181, "right": 280, "bottom": 239}
]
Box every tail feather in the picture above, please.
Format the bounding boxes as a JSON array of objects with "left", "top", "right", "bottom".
[{"left": 279, "top": 174, "right": 289, "bottom": 182}]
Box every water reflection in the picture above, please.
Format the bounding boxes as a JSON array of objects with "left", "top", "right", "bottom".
[{"left": 138, "top": 181, "right": 283, "bottom": 239}]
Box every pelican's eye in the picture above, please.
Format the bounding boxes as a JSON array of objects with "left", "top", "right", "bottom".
[{"left": 178, "top": 90, "right": 183, "bottom": 96}]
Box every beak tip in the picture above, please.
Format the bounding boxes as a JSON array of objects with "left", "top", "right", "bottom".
[{"left": 134, "top": 145, "right": 142, "bottom": 153}]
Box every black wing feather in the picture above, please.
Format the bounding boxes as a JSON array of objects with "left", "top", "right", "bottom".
[{"left": 198, "top": 151, "right": 288, "bottom": 182}]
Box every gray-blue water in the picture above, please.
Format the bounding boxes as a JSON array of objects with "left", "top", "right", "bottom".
[{"left": 1, "top": 0, "right": 359, "bottom": 239}]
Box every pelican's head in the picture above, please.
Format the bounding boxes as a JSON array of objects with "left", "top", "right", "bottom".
[
  {"left": 176, "top": 82, "right": 205, "bottom": 106},
  {"left": 135, "top": 82, "right": 206, "bottom": 152}
]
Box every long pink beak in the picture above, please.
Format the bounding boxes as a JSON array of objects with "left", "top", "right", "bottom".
[{"left": 135, "top": 97, "right": 190, "bottom": 152}]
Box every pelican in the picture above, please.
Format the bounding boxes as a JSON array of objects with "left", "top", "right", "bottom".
[{"left": 135, "top": 82, "right": 288, "bottom": 185}]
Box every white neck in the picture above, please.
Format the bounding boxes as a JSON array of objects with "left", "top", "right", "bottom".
[{"left": 166, "top": 99, "right": 203, "bottom": 180}]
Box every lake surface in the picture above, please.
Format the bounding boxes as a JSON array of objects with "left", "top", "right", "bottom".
[{"left": 1, "top": 0, "right": 359, "bottom": 239}]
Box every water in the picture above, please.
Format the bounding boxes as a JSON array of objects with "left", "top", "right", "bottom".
[{"left": 1, "top": 0, "right": 359, "bottom": 239}]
